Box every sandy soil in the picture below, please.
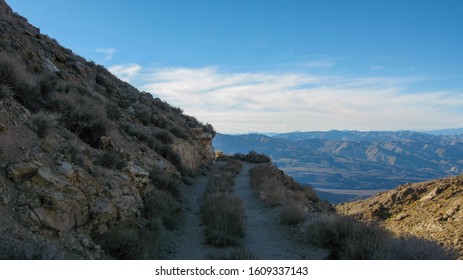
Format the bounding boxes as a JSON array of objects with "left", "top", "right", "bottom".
[{"left": 162, "top": 162, "right": 327, "bottom": 260}]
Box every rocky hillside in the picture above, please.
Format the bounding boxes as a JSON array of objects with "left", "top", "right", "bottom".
[
  {"left": 0, "top": 0, "right": 214, "bottom": 259},
  {"left": 336, "top": 175, "right": 463, "bottom": 259}
]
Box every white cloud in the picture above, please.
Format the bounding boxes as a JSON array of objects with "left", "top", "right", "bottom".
[
  {"left": 108, "top": 65, "right": 463, "bottom": 133},
  {"left": 108, "top": 64, "right": 141, "bottom": 83},
  {"left": 95, "top": 48, "right": 117, "bottom": 61},
  {"left": 303, "top": 60, "right": 336, "bottom": 69}
]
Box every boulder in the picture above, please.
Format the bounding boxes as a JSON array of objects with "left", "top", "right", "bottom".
[{"left": 6, "top": 161, "right": 42, "bottom": 183}]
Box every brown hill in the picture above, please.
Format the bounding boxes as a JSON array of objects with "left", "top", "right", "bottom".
[
  {"left": 336, "top": 175, "right": 463, "bottom": 258},
  {"left": 0, "top": 0, "right": 214, "bottom": 259}
]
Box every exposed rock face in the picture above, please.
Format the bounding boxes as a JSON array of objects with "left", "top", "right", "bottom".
[
  {"left": 0, "top": 0, "right": 215, "bottom": 259},
  {"left": 336, "top": 175, "right": 463, "bottom": 259}
]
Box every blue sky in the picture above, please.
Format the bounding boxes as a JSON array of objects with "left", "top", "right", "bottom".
[{"left": 7, "top": 0, "right": 463, "bottom": 133}]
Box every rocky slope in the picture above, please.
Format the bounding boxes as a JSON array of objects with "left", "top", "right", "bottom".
[
  {"left": 336, "top": 175, "right": 463, "bottom": 258},
  {"left": 0, "top": 0, "right": 214, "bottom": 259}
]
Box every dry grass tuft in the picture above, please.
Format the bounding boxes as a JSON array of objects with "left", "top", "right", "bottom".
[
  {"left": 200, "top": 192, "right": 245, "bottom": 247},
  {"left": 207, "top": 247, "right": 258, "bottom": 260},
  {"left": 280, "top": 204, "right": 307, "bottom": 225},
  {"left": 200, "top": 159, "right": 245, "bottom": 247},
  {"left": 249, "top": 163, "right": 326, "bottom": 225},
  {"left": 304, "top": 213, "right": 456, "bottom": 260}
]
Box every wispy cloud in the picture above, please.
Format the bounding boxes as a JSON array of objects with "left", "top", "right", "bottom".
[
  {"left": 302, "top": 60, "right": 336, "bottom": 69},
  {"left": 108, "top": 65, "right": 463, "bottom": 133},
  {"left": 95, "top": 48, "right": 117, "bottom": 61},
  {"left": 108, "top": 64, "right": 141, "bottom": 83}
]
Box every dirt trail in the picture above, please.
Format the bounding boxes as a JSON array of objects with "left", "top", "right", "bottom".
[{"left": 164, "top": 162, "right": 327, "bottom": 260}]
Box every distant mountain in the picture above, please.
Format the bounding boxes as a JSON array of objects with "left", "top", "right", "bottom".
[
  {"left": 271, "top": 129, "right": 463, "bottom": 141},
  {"left": 213, "top": 130, "right": 463, "bottom": 203},
  {"left": 425, "top": 128, "right": 463, "bottom": 136}
]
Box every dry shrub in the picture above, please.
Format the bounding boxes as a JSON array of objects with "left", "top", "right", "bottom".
[
  {"left": 206, "top": 173, "right": 233, "bottom": 194},
  {"left": 0, "top": 52, "right": 36, "bottom": 103},
  {"left": 304, "top": 213, "right": 388, "bottom": 259},
  {"left": 94, "top": 151, "right": 127, "bottom": 170},
  {"left": 249, "top": 163, "right": 325, "bottom": 226},
  {"left": 149, "top": 166, "right": 181, "bottom": 199},
  {"left": 207, "top": 247, "right": 258, "bottom": 260},
  {"left": 200, "top": 193, "right": 245, "bottom": 247},
  {"left": 52, "top": 90, "right": 109, "bottom": 148},
  {"left": 280, "top": 204, "right": 307, "bottom": 225},
  {"left": 95, "top": 223, "right": 160, "bottom": 260},
  {"left": 0, "top": 236, "right": 59, "bottom": 260},
  {"left": 31, "top": 112, "right": 59, "bottom": 138},
  {"left": 304, "top": 213, "right": 456, "bottom": 260},
  {"left": 0, "top": 84, "right": 13, "bottom": 99},
  {"left": 259, "top": 180, "right": 287, "bottom": 206},
  {"left": 372, "top": 236, "right": 456, "bottom": 260},
  {"left": 143, "top": 189, "right": 182, "bottom": 230},
  {"left": 224, "top": 159, "right": 243, "bottom": 175}
]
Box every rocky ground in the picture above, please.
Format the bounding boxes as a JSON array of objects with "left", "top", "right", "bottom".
[{"left": 336, "top": 175, "right": 463, "bottom": 259}]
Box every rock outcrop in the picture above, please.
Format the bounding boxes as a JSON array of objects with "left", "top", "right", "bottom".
[
  {"left": 0, "top": 0, "right": 214, "bottom": 259},
  {"left": 336, "top": 175, "right": 463, "bottom": 259}
]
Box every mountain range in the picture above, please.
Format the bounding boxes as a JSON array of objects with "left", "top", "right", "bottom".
[{"left": 213, "top": 130, "right": 463, "bottom": 202}]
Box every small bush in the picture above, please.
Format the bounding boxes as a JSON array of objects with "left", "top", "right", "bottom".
[
  {"left": 224, "top": 159, "right": 243, "bottom": 175},
  {"left": 143, "top": 189, "right": 182, "bottom": 230},
  {"left": 96, "top": 223, "right": 160, "bottom": 260},
  {"left": 205, "top": 173, "right": 234, "bottom": 194},
  {"left": 134, "top": 104, "right": 152, "bottom": 125},
  {"left": 94, "top": 151, "right": 127, "bottom": 170},
  {"left": 54, "top": 91, "right": 109, "bottom": 148},
  {"left": 303, "top": 213, "right": 455, "bottom": 260},
  {"left": 207, "top": 248, "right": 258, "bottom": 260},
  {"left": 0, "top": 85, "right": 13, "bottom": 99},
  {"left": 105, "top": 103, "right": 121, "bottom": 121},
  {"left": 372, "top": 237, "right": 456, "bottom": 260},
  {"left": 151, "top": 115, "right": 169, "bottom": 128},
  {"left": 0, "top": 52, "right": 35, "bottom": 97},
  {"left": 244, "top": 151, "right": 272, "bottom": 163},
  {"left": 0, "top": 237, "right": 58, "bottom": 260},
  {"left": 200, "top": 193, "right": 245, "bottom": 247},
  {"left": 170, "top": 126, "right": 191, "bottom": 141},
  {"left": 154, "top": 130, "right": 173, "bottom": 144},
  {"left": 31, "top": 112, "right": 59, "bottom": 138},
  {"left": 149, "top": 166, "right": 181, "bottom": 198},
  {"left": 280, "top": 204, "right": 307, "bottom": 225}
]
